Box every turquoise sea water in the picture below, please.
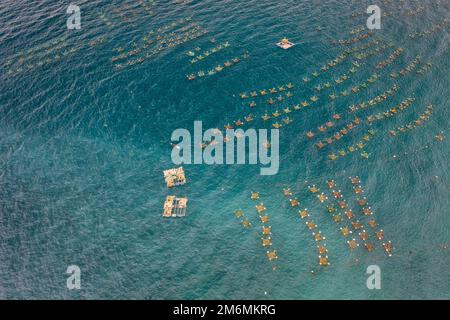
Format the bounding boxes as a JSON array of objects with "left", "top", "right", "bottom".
[{"left": 0, "top": 0, "right": 449, "bottom": 299}]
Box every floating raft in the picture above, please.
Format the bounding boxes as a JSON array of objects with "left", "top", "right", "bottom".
[
  {"left": 276, "top": 38, "right": 295, "bottom": 50},
  {"left": 163, "top": 166, "right": 186, "bottom": 187},
  {"left": 163, "top": 196, "right": 188, "bottom": 217}
]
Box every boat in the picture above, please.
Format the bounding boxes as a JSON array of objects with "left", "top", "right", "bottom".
[
  {"left": 317, "top": 193, "right": 327, "bottom": 203},
  {"left": 359, "top": 230, "right": 368, "bottom": 241},
  {"left": 234, "top": 210, "right": 244, "bottom": 218},
  {"left": 290, "top": 198, "right": 299, "bottom": 207},
  {"left": 306, "top": 221, "right": 317, "bottom": 230},
  {"left": 368, "top": 219, "right": 377, "bottom": 228},
  {"left": 272, "top": 122, "right": 282, "bottom": 129},
  {"left": 299, "top": 209, "right": 309, "bottom": 219},
  {"left": 262, "top": 237, "right": 272, "bottom": 247},
  {"left": 262, "top": 226, "right": 271, "bottom": 235},
  {"left": 340, "top": 227, "right": 351, "bottom": 236},
  {"left": 345, "top": 210, "right": 354, "bottom": 220},
  {"left": 347, "top": 239, "right": 359, "bottom": 249},
  {"left": 251, "top": 191, "right": 260, "bottom": 200},
  {"left": 283, "top": 117, "right": 293, "bottom": 124},
  {"left": 316, "top": 141, "right": 326, "bottom": 149},
  {"left": 306, "top": 131, "right": 315, "bottom": 139},
  {"left": 375, "top": 229, "right": 384, "bottom": 240},
  {"left": 326, "top": 180, "right": 335, "bottom": 188},
  {"left": 267, "top": 250, "right": 278, "bottom": 260},
  {"left": 382, "top": 241, "right": 394, "bottom": 256}
]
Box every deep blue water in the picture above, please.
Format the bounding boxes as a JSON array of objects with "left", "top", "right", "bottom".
[{"left": 0, "top": 0, "right": 449, "bottom": 299}]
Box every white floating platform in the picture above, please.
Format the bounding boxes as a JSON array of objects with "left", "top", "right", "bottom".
[{"left": 276, "top": 38, "right": 295, "bottom": 50}]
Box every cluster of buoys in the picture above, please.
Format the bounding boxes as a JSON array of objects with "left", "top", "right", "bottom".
[
  {"left": 309, "top": 38, "right": 380, "bottom": 79},
  {"left": 99, "top": 1, "right": 155, "bottom": 27},
  {"left": 4, "top": 35, "right": 83, "bottom": 76},
  {"left": 409, "top": 17, "right": 449, "bottom": 39},
  {"left": 186, "top": 41, "right": 230, "bottom": 64},
  {"left": 315, "top": 118, "right": 362, "bottom": 149},
  {"left": 349, "top": 177, "right": 393, "bottom": 256},
  {"left": 221, "top": 91, "right": 320, "bottom": 133},
  {"left": 283, "top": 188, "right": 330, "bottom": 267},
  {"left": 331, "top": 31, "right": 374, "bottom": 46},
  {"left": 252, "top": 193, "right": 278, "bottom": 265},
  {"left": 388, "top": 131, "right": 446, "bottom": 162},
  {"left": 239, "top": 83, "right": 295, "bottom": 100},
  {"left": 366, "top": 97, "right": 415, "bottom": 124},
  {"left": 416, "top": 61, "right": 433, "bottom": 75},
  {"left": 348, "top": 84, "right": 400, "bottom": 113},
  {"left": 6, "top": 35, "right": 67, "bottom": 64},
  {"left": 234, "top": 209, "right": 252, "bottom": 228},
  {"left": 315, "top": 62, "right": 361, "bottom": 95},
  {"left": 139, "top": 0, "right": 156, "bottom": 15},
  {"left": 309, "top": 183, "right": 362, "bottom": 252},
  {"left": 114, "top": 23, "right": 208, "bottom": 70},
  {"left": 233, "top": 191, "right": 278, "bottom": 267},
  {"left": 325, "top": 180, "right": 376, "bottom": 252},
  {"left": 239, "top": 87, "right": 295, "bottom": 108},
  {"left": 305, "top": 114, "right": 341, "bottom": 139},
  {"left": 390, "top": 55, "right": 421, "bottom": 78},
  {"left": 264, "top": 92, "right": 295, "bottom": 106},
  {"left": 330, "top": 73, "right": 380, "bottom": 102},
  {"left": 186, "top": 52, "right": 249, "bottom": 80},
  {"left": 388, "top": 104, "right": 433, "bottom": 136},
  {"left": 354, "top": 42, "right": 394, "bottom": 60},
  {"left": 328, "top": 129, "right": 376, "bottom": 161},
  {"left": 375, "top": 47, "right": 404, "bottom": 69},
  {"left": 346, "top": 38, "right": 382, "bottom": 54},
  {"left": 89, "top": 37, "right": 107, "bottom": 48},
  {"left": 405, "top": 6, "right": 425, "bottom": 17},
  {"left": 311, "top": 53, "right": 349, "bottom": 78},
  {"left": 111, "top": 17, "right": 192, "bottom": 58},
  {"left": 349, "top": 27, "right": 365, "bottom": 35}
]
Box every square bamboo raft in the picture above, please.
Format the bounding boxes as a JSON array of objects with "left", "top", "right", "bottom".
[
  {"left": 276, "top": 38, "right": 295, "bottom": 50},
  {"left": 163, "top": 196, "right": 188, "bottom": 218},
  {"left": 163, "top": 167, "right": 186, "bottom": 188}
]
